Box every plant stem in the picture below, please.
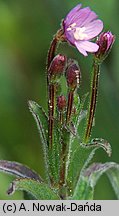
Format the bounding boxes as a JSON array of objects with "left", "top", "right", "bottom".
[
  {"left": 66, "top": 91, "right": 74, "bottom": 124},
  {"left": 59, "top": 128, "right": 70, "bottom": 199},
  {"left": 48, "top": 84, "right": 56, "bottom": 148},
  {"left": 84, "top": 59, "right": 100, "bottom": 143},
  {"left": 46, "top": 29, "right": 66, "bottom": 186},
  {"left": 47, "top": 36, "right": 58, "bottom": 149},
  {"left": 47, "top": 29, "right": 64, "bottom": 70},
  {"left": 59, "top": 112, "right": 64, "bottom": 125},
  {"left": 59, "top": 90, "right": 74, "bottom": 195},
  {"left": 47, "top": 29, "right": 64, "bottom": 149},
  {"left": 47, "top": 38, "right": 58, "bottom": 71}
]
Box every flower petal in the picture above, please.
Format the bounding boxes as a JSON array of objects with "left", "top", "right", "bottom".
[
  {"left": 65, "top": 4, "right": 82, "bottom": 24},
  {"left": 72, "top": 7, "right": 91, "bottom": 26},
  {"left": 63, "top": 4, "right": 104, "bottom": 57},
  {"left": 80, "top": 11, "right": 98, "bottom": 27},
  {"left": 65, "top": 30, "right": 75, "bottom": 45},
  {"left": 75, "top": 42, "right": 88, "bottom": 56},
  {"left": 75, "top": 41, "right": 99, "bottom": 55},
  {"left": 84, "top": 19, "right": 103, "bottom": 40}
]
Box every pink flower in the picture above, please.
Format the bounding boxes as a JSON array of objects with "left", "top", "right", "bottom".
[{"left": 63, "top": 4, "right": 103, "bottom": 56}]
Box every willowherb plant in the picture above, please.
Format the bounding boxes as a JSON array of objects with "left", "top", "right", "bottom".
[{"left": 0, "top": 4, "right": 119, "bottom": 200}]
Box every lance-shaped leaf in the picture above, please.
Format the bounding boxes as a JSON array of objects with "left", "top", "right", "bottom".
[
  {"left": 0, "top": 160, "right": 42, "bottom": 181},
  {"left": 28, "top": 101, "right": 49, "bottom": 182},
  {"left": 48, "top": 124, "right": 61, "bottom": 183},
  {"left": 7, "top": 178, "right": 60, "bottom": 200},
  {"left": 72, "top": 162, "right": 119, "bottom": 200},
  {"left": 28, "top": 100, "right": 48, "bottom": 147},
  {"left": 66, "top": 138, "right": 111, "bottom": 197}
]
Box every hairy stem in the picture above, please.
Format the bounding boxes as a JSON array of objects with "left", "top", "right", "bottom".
[
  {"left": 48, "top": 84, "right": 57, "bottom": 148},
  {"left": 47, "top": 38, "right": 58, "bottom": 71},
  {"left": 59, "top": 128, "right": 70, "bottom": 199},
  {"left": 84, "top": 60, "right": 100, "bottom": 143},
  {"left": 47, "top": 29, "right": 64, "bottom": 70},
  {"left": 47, "top": 37, "right": 58, "bottom": 149},
  {"left": 66, "top": 91, "right": 74, "bottom": 124},
  {"left": 46, "top": 29, "right": 66, "bottom": 186},
  {"left": 59, "top": 112, "right": 63, "bottom": 125},
  {"left": 47, "top": 29, "right": 64, "bottom": 149}
]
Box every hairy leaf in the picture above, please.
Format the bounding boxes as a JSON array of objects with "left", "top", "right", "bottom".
[
  {"left": 23, "top": 191, "right": 36, "bottom": 200},
  {"left": 7, "top": 178, "right": 60, "bottom": 200},
  {"left": 28, "top": 100, "right": 49, "bottom": 181},
  {"left": 66, "top": 144, "right": 96, "bottom": 196},
  {"left": 67, "top": 139, "right": 112, "bottom": 196},
  {"left": 28, "top": 100, "right": 48, "bottom": 146},
  {"left": 0, "top": 160, "right": 41, "bottom": 181},
  {"left": 72, "top": 162, "right": 119, "bottom": 200},
  {"left": 49, "top": 125, "right": 61, "bottom": 183}
]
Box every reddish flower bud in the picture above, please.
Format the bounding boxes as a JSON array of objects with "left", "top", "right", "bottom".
[
  {"left": 95, "top": 31, "right": 115, "bottom": 61},
  {"left": 66, "top": 59, "right": 81, "bottom": 91},
  {"left": 57, "top": 95, "right": 66, "bottom": 111},
  {"left": 48, "top": 54, "right": 67, "bottom": 82}
]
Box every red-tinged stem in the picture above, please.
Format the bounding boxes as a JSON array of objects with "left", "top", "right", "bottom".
[
  {"left": 84, "top": 60, "right": 100, "bottom": 143},
  {"left": 47, "top": 36, "right": 58, "bottom": 149},
  {"left": 47, "top": 38, "right": 58, "bottom": 71},
  {"left": 47, "top": 29, "right": 66, "bottom": 186},
  {"left": 66, "top": 91, "right": 74, "bottom": 124},
  {"left": 47, "top": 29, "right": 65, "bottom": 70},
  {"left": 47, "top": 29, "right": 65, "bottom": 149}
]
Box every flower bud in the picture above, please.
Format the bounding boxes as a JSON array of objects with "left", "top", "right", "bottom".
[
  {"left": 66, "top": 59, "right": 81, "bottom": 91},
  {"left": 95, "top": 31, "right": 115, "bottom": 61},
  {"left": 57, "top": 95, "right": 66, "bottom": 112},
  {"left": 48, "top": 54, "right": 67, "bottom": 82}
]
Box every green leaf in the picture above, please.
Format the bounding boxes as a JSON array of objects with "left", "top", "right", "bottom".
[
  {"left": 106, "top": 164, "right": 119, "bottom": 199},
  {"left": 66, "top": 144, "right": 95, "bottom": 197},
  {"left": 28, "top": 100, "right": 48, "bottom": 147},
  {"left": 66, "top": 93, "right": 89, "bottom": 194},
  {"left": 28, "top": 101, "right": 49, "bottom": 182},
  {"left": 49, "top": 124, "right": 61, "bottom": 183},
  {"left": 0, "top": 160, "right": 41, "bottom": 181},
  {"left": 72, "top": 93, "right": 88, "bottom": 131},
  {"left": 72, "top": 162, "right": 119, "bottom": 200},
  {"left": 66, "top": 138, "right": 112, "bottom": 197},
  {"left": 7, "top": 178, "right": 60, "bottom": 200},
  {"left": 23, "top": 191, "right": 36, "bottom": 200},
  {"left": 72, "top": 176, "right": 94, "bottom": 200}
]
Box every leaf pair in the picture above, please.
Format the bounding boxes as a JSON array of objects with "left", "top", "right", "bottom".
[
  {"left": 0, "top": 160, "right": 60, "bottom": 199},
  {"left": 0, "top": 100, "right": 61, "bottom": 199},
  {"left": 66, "top": 138, "right": 112, "bottom": 197}
]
